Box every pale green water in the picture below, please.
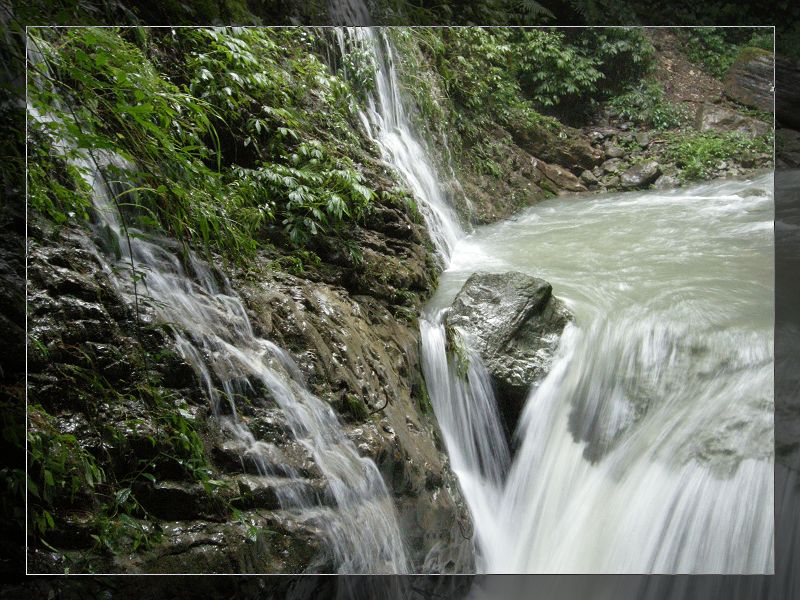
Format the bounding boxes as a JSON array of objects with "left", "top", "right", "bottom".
[
  {"left": 433, "top": 173, "right": 774, "bottom": 331},
  {"left": 425, "top": 172, "right": 774, "bottom": 573}
]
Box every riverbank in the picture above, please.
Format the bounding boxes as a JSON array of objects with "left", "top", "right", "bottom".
[{"left": 390, "top": 28, "right": 773, "bottom": 225}]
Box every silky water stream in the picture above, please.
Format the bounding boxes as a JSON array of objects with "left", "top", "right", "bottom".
[{"left": 426, "top": 175, "right": 775, "bottom": 573}]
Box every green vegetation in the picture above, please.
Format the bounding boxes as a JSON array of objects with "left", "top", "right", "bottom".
[
  {"left": 678, "top": 27, "right": 773, "bottom": 78},
  {"left": 27, "top": 406, "right": 105, "bottom": 539},
  {"left": 415, "top": 27, "right": 652, "bottom": 124},
  {"left": 27, "top": 27, "right": 379, "bottom": 264},
  {"left": 607, "top": 81, "right": 690, "bottom": 130},
  {"left": 389, "top": 27, "right": 655, "bottom": 195},
  {"left": 662, "top": 131, "right": 773, "bottom": 182},
  {"left": 26, "top": 340, "right": 223, "bottom": 565}
]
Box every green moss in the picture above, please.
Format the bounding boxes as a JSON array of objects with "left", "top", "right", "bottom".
[
  {"left": 444, "top": 324, "right": 470, "bottom": 381},
  {"left": 342, "top": 393, "right": 369, "bottom": 421}
]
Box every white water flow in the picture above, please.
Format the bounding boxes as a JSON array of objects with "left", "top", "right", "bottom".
[
  {"left": 340, "top": 27, "right": 774, "bottom": 572},
  {"left": 428, "top": 174, "right": 775, "bottom": 573},
  {"left": 29, "top": 34, "right": 409, "bottom": 568},
  {"left": 339, "top": 28, "right": 463, "bottom": 262},
  {"left": 336, "top": 28, "right": 513, "bottom": 564},
  {"left": 82, "top": 152, "right": 409, "bottom": 573},
  {"left": 336, "top": 28, "right": 775, "bottom": 572}
]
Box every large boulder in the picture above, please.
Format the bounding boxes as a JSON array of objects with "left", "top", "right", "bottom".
[
  {"left": 695, "top": 103, "right": 771, "bottom": 138},
  {"left": 620, "top": 160, "right": 661, "bottom": 189},
  {"left": 723, "top": 47, "right": 774, "bottom": 113},
  {"left": 535, "top": 159, "right": 587, "bottom": 193},
  {"left": 445, "top": 272, "right": 572, "bottom": 434}
]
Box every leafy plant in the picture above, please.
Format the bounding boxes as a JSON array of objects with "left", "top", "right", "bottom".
[
  {"left": 28, "top": 26, "right": 380, "bottom": 265},
  {"left": 27, "top": 406, "right": 105, "bottom": 538},
  {"left": 607, "top": 81, "right": 690, "bottom": 130},
  {"left": 662, "top": 131, "right": 773, "bottom": 181}
]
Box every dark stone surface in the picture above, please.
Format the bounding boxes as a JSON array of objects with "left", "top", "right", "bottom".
[{"left": 724, "top": 48, "right": 774, "bottom": 113}]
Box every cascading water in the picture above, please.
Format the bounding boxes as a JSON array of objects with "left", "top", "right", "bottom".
[
  {"left": 337, "top": 27, "right": 463, "bottom": 262},
  {"left": 29, "top": 42, "right": 409, "bottom": 573},
  {"left": 429, "top": 174, "right": 775, "bottom": 573},
  {"left": 334, "top": 22, "right": 774, "bottom": 574},
  {"left": 30, "top": 19, "right": 776, "bottom": 575},
  {"left": 335, "top": 26, "right": 514, "bottom": 567}
]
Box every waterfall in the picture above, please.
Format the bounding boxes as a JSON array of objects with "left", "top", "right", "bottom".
[
  {"left": 29, "top": 42, "right": 409, "bottom": 573},
  {"left": 338, "top": 23, "right": 774, "bottom": 574},
  {"left": 337, "top": 26, "right": 512, "bottom": 569},
  {"left": 83, "top": 152, "right": 410, "bottom": 573},
  {"left": 428, "top": 174, "right": 775, "bottom": 573},
  {"left": 338, "top": 27, "right": 464, "bottom": 263}
]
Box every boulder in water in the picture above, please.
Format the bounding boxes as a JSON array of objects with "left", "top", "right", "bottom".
[
  {"left": 445, "top": 272, "right": 572, "bottom": 434},
  {"left": 654, "top": 174, "right": 681, "bottom": 190}
]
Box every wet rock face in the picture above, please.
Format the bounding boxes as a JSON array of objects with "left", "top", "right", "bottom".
[
  {"left": 26, "top": 206, "right": 472, "bottom": 574},
  {"left": 238, "top": 268, "right": 473, "bottom": 573},
  {"left": 445, "top": 272, "right": 572, "bottom": 434},
  {"left": 723, "top": 48, "right": 774, "bottom": 113}
]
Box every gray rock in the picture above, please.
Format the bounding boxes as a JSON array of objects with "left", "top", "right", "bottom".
[
  {"left": 602, "top": 158, "right": 624, "bottom": 174},
  {"left": 588, "top": 130, "right": 605, "bottom": 145},
  {"left": 604, "top": 144, "right": 625, "bottom": 159},
  {"left": 536, "top": 159, "right": 587, "bottom": 192},
  {"left": 445, "top": 272, "right": 572, "bottom": 433},
  {"left": 777, "top": 127, "right": 800, "bottom": 168},
  {"left": 620, "top": 160, "right": 662, "bottom": 189},
  {"left": 695, "top": 103, "right": 771, "bottom": 138},
  {"left": 654, "top": 174, "right": 680, "bottom": 189},
  {"left": 723, "top": 48, "right": 774, "bottom": 113},
  {"left": 579, "top": 169, "right": 599, "bottom": 186},
  {"left": 634, "top": 131, "right": 651, "bottom": 148},
  {"left": 776, "top": 54, "right": 800, "bottom": 129}
]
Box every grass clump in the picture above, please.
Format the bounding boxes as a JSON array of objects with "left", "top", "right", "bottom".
[{"left": 662, "top": 131, "right": 772, "bottom": 181}]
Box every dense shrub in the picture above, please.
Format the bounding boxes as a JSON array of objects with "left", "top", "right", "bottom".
[
  {"left": 607, "top": 81, "right": 690, "bottom": 130},
  {"left": 27, "top": 27, "right": 377, "bottom": 262}
]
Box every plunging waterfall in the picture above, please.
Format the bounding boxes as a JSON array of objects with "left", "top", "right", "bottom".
[
  {"left": 340, "top": 24, "right": 774, "bottom": 574},
  {"left": 428, "top": 174, "right": 775, "bottom": 573}
]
